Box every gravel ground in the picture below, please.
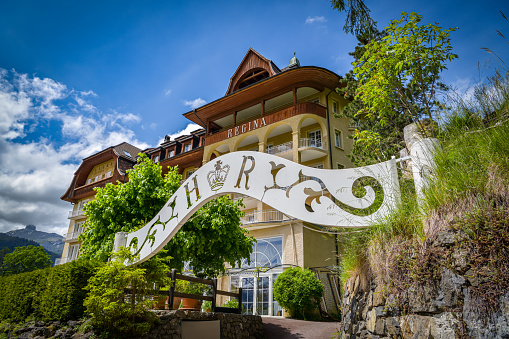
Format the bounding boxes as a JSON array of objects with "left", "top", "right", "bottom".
[{"left": 262, "top": 317, "right": 341, "bottom": 339}]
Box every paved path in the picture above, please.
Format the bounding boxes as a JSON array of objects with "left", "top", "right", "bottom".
[{"left": 262, "top": 317, "right": 341, "bottom": 339}]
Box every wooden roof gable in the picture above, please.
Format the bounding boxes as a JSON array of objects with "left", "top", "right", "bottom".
[{"left": 226, "top": 48, "right": 279, "bottom": 95}]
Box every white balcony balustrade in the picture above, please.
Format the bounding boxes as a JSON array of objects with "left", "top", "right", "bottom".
[
  {"left": 54, "top": 257, "right": 76, "bottom": 266},
  {"left": 65, "top": 229, "right": 84, "bottom": 241},
  {"left": 265, "top": 141, "right": 293, "bottom": 155},
  {"left": 68, "top": 209, "right": 85, "bottom": 220},
  {"left": 299, "top": 138, "right": 323, "bottom": 149},
  {"left": 241, "top": 209, "right": 294, "bottom": 225}
]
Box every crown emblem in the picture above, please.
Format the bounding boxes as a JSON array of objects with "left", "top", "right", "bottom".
[{"left": 207, "top": 160, "right": 230, "bottom": 191}]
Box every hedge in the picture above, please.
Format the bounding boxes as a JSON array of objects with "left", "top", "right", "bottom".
[{"left": 0, "top": 260, "right": 99, "bottom": 322}]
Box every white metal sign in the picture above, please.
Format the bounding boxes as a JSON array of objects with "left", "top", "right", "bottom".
[{"left": 118, "top": 151, "right": 401, "bottom": 264}]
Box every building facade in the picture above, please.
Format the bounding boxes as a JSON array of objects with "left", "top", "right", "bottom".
[{"left": 59, "top": 48, "right": 353, "bottom": 316}]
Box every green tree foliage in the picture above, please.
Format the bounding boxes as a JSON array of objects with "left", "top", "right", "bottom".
[
  {"left": 338, "top": 12, "right": 457, "bottom": 165},
  {"left": 1, "top": 245, "right": 51, "bottom": 276},
  {"left": 330, "top": 0, "right": 374, "bottom": 36},
  {"left": 353, "top": 12, "right": 457, "bottom": 136},
  {"left": 273, "top": 267, "right": 324, "bottom": 319},
  {"left": 83, "top": 248, "right": 168, "bottom": 337},
  {"left": 0, "top": 247, "right": 9, "bottom": 270},
  {"left": 0, "top": 260, "right": 98, "bottom": 322},
  {"left": 80, "top": 153, "right": 255, "bottom": 278},
  {"left": 336, "top": 28, "right": 411, "bottom": 166},
  {"left": 79, "top": 153, "right": 180, "bottom": 261}
]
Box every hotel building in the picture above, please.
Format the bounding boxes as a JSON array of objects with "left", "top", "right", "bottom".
[{"left": 60, "top": 48, "right": 354, "bottom": 317}]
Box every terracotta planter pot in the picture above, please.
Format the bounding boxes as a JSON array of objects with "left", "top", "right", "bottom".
[
  {"left": 170, "top": 297, "right": 182, "bottom": 310},
  {"left": 153, "top": 295, "right": 168, "bottom": 310},
  {"left": 180, "top": 298, "right": 202, "bottom": 310}
]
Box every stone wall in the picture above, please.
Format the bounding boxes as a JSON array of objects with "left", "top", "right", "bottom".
[
  {"left": 0, "top": 311, "right": 264, "bottom": 339},
  {"left": 340, "top": 230, "right": 509, "bottom": 339},
  {"left": 141, "top": 310, "right": 264, "bottom": 339}
]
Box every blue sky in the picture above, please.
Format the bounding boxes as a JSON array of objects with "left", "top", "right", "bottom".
[{"left": 0, "top": 0, "right": 508, "bottom": 234}]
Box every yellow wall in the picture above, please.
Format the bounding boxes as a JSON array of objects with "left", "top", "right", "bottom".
[{"left": 86, "top": 160, "right": 115, "bottom": 184}]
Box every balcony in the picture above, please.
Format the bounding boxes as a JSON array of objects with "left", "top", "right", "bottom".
[
  {"left": 54, "top": 257, "right": 75, "bottom": 266},
  {"left": 72, "top": 176, "right": 116, "bottom": 200},
  {"left": 205, "top": 102, "right": 326, "bottom": 146},
  {"left": 241, "top": 209, "right": 295, "bottom": 225},
  {"left": 64, "top": 229, "right": 84, "bottom": 242},
  {"left": 298, "top": 138, "right": 327, "bottom": 162},
  {"left": 266, "top": 141, "right": 293, "bottom": 160},
  {"left": 68, "top": 209, "right": 86, "bottom": 220}
]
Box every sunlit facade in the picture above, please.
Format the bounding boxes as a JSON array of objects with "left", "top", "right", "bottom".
[{"left": 59, "top": 48, "right": 351, "bottom": 316}]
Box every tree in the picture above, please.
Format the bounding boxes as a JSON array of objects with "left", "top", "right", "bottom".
[
  {"left": 1, "top": 245, "right": 52, "bottom": 275},
  {"left": 353, "top": 12, "right": 457, "bottom": 131},
  {"left": 79, "top": 153, "right": 255, "bottom": 278},
  {"left": 273, "top": 267, "right": 324, "bottom": 319},
  {"left": 339, "top": 12, "right": 457, "bottom": 165},
  {"left": 336, "top": 27, "right": 411, "bottom": 166},
  {"left": 83, "top": 248, "right": 168, "bottom": 337},
  {"left": 330, "top": 0, "right": 374, "bottom": 36}
]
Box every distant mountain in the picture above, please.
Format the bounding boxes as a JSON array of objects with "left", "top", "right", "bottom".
[
  {"left": 0, "top": 233, "right": 60, "bottom": 264},
  {"left": 6, "top": 225, "right": 64, "bottom": 257}
]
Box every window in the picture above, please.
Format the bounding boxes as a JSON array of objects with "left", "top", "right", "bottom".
[
  {"left": 332, "top": 101, "right": 338, "bottom": 114},
  {"left": 334, "top": 129, "right": 342, "bottom": 148},
  {"left": 239, "top": 236, "right": 283, "bottom": 269},
  {"left": 168, "top": 150, "right": 175, "bottom": 157},
  {"left": 337, "top": 163, "right": 345, "bottom": 169},
  {"left": 308, "top": 130, "right": 322, "bottom": 148},
  {"left": 123, "top": 150, "right": 132, "bottom": 158},
  {"left": 312, "top": 164, "right": 324, "bottom": 169},
  {"left": 153, "top": 155, "right": 159, "bottom": 162},
  {"left": 184, "top": 143, "right": 191, "bottom": 152},
  {"left": 186, "top": 170, "right": 195, "bottom": 179},
  {"left": 310, "top": 98, "right": 320, "bottom": 104},
  {"left": 67, "top": 244, "right": 81, "bottom": 262}
]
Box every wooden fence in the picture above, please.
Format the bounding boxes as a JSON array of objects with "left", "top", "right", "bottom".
[{"left": 163, "top": 269, "right": 242, "bottom": 314}]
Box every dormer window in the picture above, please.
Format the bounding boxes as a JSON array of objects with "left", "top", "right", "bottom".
[
  {"left": 184, "top": 143, "right": 191, "bottom": 152},
  {"left": 123, "top": 150, "right": 131, "bottom": 158},
  {"left": 153, "top": 155, "right": 159, "bottom": 162},
  {"left": 168, "top": 150, "right": 175, "bottom": 157}
]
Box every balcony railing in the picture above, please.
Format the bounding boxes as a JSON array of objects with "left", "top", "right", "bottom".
[
  {"left": 68, "top": 209, "right": 85, "bottom": 219},
  {"left": 241, "top": 209, "right": 295, "bottom": 225},
  {"left": 266, "top": 141, "right": 293, "bottom": 155},
  {"left": 205, "top": 102, "right": 326, "bottom": 146},
  {"left": 299, "top": 138, "right": 324, "bottom": 149},
  {"left": 65, "top": 229, "right": 84, "bottom": 241}
]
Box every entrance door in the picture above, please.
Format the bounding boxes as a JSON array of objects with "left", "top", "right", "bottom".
[
  {"left": 241, "top": 277, "right": 254, "bottom": 315},
  {"left": 234, "top": 273, "right": 282, "bottom": 316}
]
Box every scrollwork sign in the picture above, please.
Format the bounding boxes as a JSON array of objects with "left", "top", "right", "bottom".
[{"left": 122, "top": 151, "right": 401, "bottom": 264}]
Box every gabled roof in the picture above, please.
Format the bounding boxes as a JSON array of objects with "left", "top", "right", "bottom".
[
  {"left": 112, "top": 142, "right": 142, "bottom": 161},
  {"left": 225, "top": 48, "right": 280, "bottom": 95}
]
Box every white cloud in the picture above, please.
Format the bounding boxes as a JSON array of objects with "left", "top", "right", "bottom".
[
  {"left": 305, "top": 16, "right": 327, "bottom": 24},
  {"left": 183, "top": 97, "right": 206, "bottom": 109},
  {"left": 450, "top": 77, "right": 477, "bottom": 103},
  {"left": 158, "top": 123, "right": 202, "bottom": 144},
  {"left": 164, "top": 89, "right": 172, "bottom": 96},
  {"left": 0, "top": 69, "right": 150, "bottom": 235}
]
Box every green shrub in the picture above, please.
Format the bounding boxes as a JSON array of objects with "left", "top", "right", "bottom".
[
  {"left": 0, "top": 260, "right": 99, "bottom": 322},
  {"left": 83, "top": 248, "right": 170, "bottom": 338},
  {"left": 273, "top": 267, "right": 323, "bottom": 319},
  {"left": 35, "top": 260, "right": 99, "bottom": 321},
  {"left": 222, "top": 298, "right": 238, "bottom": 309},
  {"left": 0, "top": 268, "right": 48, "bottom": 321},
  {"left": 175, "top": 279, "right": 209, "bottom": 295}
]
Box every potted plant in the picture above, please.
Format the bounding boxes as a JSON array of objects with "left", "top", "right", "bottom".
[
  {"left": 153, "top": 293, "right": 168, "bottom": 310},
  {"left": 176, "top": 280, "right": 208, "bottom": 310},
  {"left": 201, "top": 300, "right": 212, "bottom": 312}
]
